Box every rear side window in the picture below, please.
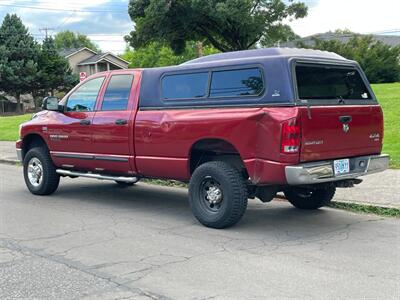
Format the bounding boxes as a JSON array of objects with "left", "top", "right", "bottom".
[
  {"left": 210, "top": 68, "right": 264, "bottom": 98},
  {"left": 296, "top": 64, "right": 372, "bottom": 100},
  {"left": 162, "top": 72, "right": 208, "bottom": 100},
  {"left": 101, "top": 74, "right": 134, "bottom": 111}
]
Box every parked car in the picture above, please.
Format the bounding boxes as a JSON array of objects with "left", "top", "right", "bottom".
[{"left": 16, "top": 48, "right": 389, "bottom": 228}]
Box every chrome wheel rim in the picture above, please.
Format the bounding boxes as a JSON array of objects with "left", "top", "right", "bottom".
[
  {"left": 27, "top": 157, "right": 43, "bottom": 187},
  {"left": 199, "top": 176, "right": 223, "bottom": 213}
]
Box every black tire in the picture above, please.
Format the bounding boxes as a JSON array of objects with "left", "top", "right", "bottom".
[
  {"left": 284, "top": 185, "right": 336, "bottom": 210},
  {"left": 115, "top": 180, "right": 138, "bottom": 186},
  {"left": 189, "top": 161, "right": 248, "bottom": 229},
  {"left": 23, "top": 147, "right": 60, "bottom": 195}
]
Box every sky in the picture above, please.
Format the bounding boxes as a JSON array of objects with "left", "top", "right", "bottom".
[{"left": 0, "top": 0, "right": 399, "bottom": 54}]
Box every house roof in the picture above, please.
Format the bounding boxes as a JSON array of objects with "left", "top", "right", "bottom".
[
  {"left": 59, "top": 47, "right": 98, "bottom": 58},
  {"left": 77, "top": 53, "right": 104, "bottom": 64},
  {"left": 77, "top": 52, "right": 129, "bottom": 68},
  {"left": 280, "top": 33, "right": 400, "bottom": 48}
]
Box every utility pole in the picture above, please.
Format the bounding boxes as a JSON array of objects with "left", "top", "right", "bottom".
[{"left": 39, "top": 27, "right": 55, "bottom": 39}]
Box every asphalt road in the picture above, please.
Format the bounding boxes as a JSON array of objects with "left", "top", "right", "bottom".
[{"left": 0, "top": 164, "right": 399, "bottom": 300}]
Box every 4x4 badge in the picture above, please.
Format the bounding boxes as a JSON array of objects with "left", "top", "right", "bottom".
[{"left": 343, "top": 124, "right": 350, "bottom": 133}]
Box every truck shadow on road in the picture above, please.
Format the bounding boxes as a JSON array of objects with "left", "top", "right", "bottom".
[{"left": 51, "top": 179, "right": 375, "bottom": 236}]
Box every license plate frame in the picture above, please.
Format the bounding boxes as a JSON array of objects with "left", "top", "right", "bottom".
[{"left": 333, "top": 158, "right": 350, "bottom": 176}]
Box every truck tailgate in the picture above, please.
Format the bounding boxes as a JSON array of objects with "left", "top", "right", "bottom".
[{"left": 299, "top": 105, "right": 383, "bottom": 162}]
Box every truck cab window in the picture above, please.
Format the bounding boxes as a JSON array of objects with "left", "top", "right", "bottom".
[
  {"left": 101, "top": 74, "right": 134, "bottom": 111},
  {"left": 66, "top": 77, "right": 105, "bottom": 112}
]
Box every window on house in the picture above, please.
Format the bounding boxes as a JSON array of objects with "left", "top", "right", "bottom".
[
  {"left": 209, "top": 68, "right": 264, "bottom": 98},
  {"left": 162, "top": 72, "right": 209, "bottom": 100},
  {"left": 101, "top": 74, "right": 134, "bottom": 111},
  {"left": 66, "top": 77, "right": 105, "bottom": 112}
]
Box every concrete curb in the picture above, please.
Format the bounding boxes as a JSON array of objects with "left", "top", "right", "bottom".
[
  {"left": 274, "top": 192, "right": 399, "bottom": 211},
  {"left": 0, "top": 158, "right": 20, "bottom": 165}
]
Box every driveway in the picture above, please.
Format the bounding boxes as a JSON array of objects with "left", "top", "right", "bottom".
[{"left": 0, "top": 164, "right": 399, "bottom": 299}]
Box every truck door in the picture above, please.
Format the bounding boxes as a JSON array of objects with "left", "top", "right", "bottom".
[
  {"left": 91, "top": 72, "right": 138, "bottom": 174},
  {"left": 49, "top": 76, "right": 106, "bottom": 170}
]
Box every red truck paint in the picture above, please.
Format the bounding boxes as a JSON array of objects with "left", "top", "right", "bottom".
[{"left": 298, "top": 105, "right": 383, "bottom": 161}]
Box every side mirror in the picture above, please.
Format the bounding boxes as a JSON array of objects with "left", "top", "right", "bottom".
[{"left": 42, "top": 96, "right": 62, "bottom": 111}]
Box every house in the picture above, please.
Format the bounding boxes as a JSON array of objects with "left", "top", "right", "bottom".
[
  {"left": 59, "top": 47, "right": 129, "bottom": 77},
  {"left": 280, "top": 33, "right": 400, "bottom": 48}
]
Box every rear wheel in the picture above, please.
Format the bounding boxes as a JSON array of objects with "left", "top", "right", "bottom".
[
  {"left": 189, "top": 161, "right": 248, "bottom": 229},
  {"left": 284, "top": 186, "right": 336, "bottom": 210},
  {"left": 23, "top": 147, "right": 60, "bottom": 195}
]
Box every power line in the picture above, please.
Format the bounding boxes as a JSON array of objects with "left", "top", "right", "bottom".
[
  {"left": 0, "top": 3, "right": 127, "bottom": 14},
  {"left": 0, "top": 32, "right": 128, "bottom": 40},
  {"left": 0, "top": 0, "right": 128, "bottom": 8},
  {"left": 54, "top": 11, "right": 76, "bottom": 31}
]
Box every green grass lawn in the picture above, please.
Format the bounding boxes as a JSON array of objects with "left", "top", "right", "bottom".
[
  {"left": 0, "top": 82, "right": 399, "bottom": 168},
  {"left": 372, "top": 82, "right": 400, "bottom": 168},
  {"left": 0, "top": 114, "right": 32, "bottom": 141}
]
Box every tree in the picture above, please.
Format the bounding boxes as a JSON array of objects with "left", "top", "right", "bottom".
[
  {"left": 126, "top": 0, "right": 307, "bottom": 54},
  {"left": 122, "top": 41, "right": 219, "bottom": 68},
  {"left": 298, "top": 34, "right": 400, "bottom": 83},
  {"left": 54, "top": 30, "right": 100, "bottom": 52},
  {"left": 32, "top": 37, "right": 78, "bottom": 108},
  {"left": 260, "top": 24, "right": 300, "bottom": 47},
  {"left": 0, "top": 14, "right": 40, "bottom": 113}
]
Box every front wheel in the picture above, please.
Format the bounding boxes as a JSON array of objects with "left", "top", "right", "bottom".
[
  {"left": 189, "top": 161, "right": 248, "bottom": 229},
  {"left": 23, "top": 147, "right": 60, "bottom": 195},
  {"left": 284, "top": 186, "right": 336, "bottom": 210}
]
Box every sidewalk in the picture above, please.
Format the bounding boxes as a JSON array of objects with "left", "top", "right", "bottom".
[
  {"left": 0, "top": 141, "right": 399, "bottom": 209},
  {"left": 0, "top": 141, "right": 19, "bottom": 164}
]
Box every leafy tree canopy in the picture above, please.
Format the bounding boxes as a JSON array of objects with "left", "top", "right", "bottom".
[
  {"left": 0, "top": 14, "right": 40, "bottom": 111},
  {"left": 122, "top": 41, "right": 219, "bottom": 68},
  {"left": 54, "top": 30, "right": 100, "bottom": 52},
  {"left": 298, "top": 33, "right": 400, "bottom": 83},
  {"left": 38, "top": 37, "right": 78, "bottom": 94},
  {"left": 126, "top": 0, "right": 307, "bottom": 54},
  {"left": 260, "top": 24, "right": 300, "bottom": 47}
]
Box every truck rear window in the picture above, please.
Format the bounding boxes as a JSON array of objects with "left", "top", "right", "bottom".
[{"left": 296, "top": 64, "right": 372, "bottom": 100}]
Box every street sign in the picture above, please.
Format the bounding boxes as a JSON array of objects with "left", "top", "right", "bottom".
[{"left": 79, "top": 72, "right": 87, "bottom": 81}]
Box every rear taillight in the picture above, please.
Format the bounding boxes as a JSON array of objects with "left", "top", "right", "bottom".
[{"left": 281, "top": 118, "right": 301, "bottom": 154}]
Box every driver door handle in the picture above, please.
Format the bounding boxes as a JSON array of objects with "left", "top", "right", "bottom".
[
  {"left": 115, "top": 119, "right": 128, "bottom": 125},
  {"left": 80, "top": 119, "right": 91, "bottom": 125}
]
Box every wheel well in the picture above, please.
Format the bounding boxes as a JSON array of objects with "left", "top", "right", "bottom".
[
  {"left": 22, "top": 134, "right": 48, "bottom": 160},
  {"left": 189, "top": 139, "right": 247, "bottom": 176}
]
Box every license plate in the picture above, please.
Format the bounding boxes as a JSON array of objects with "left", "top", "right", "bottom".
[{"left": 334, "top": 159, "right": 350, "bottom": 176}]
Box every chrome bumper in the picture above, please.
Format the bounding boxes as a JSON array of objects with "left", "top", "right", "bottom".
[
  {"left": 16, "top": 149, "right": 22, "bottom": 162},
  {"left": 285, "top": 154, "right": 390, "bottom": 185}
]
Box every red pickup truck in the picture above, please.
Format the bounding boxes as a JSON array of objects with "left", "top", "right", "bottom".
[{"left": 16, "top": 48, "right": 389, "bottom": 228}]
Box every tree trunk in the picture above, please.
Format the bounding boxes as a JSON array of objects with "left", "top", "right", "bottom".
[
  {"left": 16, "top": 94, "right": 22, "bottom": 114},
  {"left": 32, "top": 92, "right": 37, "bottom": 110},
  {"left": 196, "top": 41, "right": 204, "bottom": 57}
]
